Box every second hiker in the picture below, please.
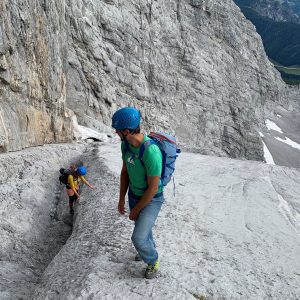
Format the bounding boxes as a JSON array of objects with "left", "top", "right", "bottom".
[{"left": 62, "top": 165, "right": 94, "bottom": 215}]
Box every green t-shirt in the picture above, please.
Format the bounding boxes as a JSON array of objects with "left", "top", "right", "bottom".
[{"left": 121, "top": 135, "right": 163, "bottom": 196}]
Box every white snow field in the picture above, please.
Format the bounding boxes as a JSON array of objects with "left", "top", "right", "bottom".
[
  {"left": 31, "top": 142, "right": 300, "bottom": 300},
  {"left": 261, "top": 110, "right": 300, "bottom": 168},
  {"left": 258, "top": 132, "right": 276, "bottom": 165},
  {"left": 265, "top": 120, "right": 283, "bottom": 134}
]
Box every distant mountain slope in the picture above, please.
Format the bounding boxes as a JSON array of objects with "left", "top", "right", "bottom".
[
  {"left": 235, "top": 0, "right": 300, "bottom": 72},
  {"left": 256, "top": 0, "right": 300, "bottom": 23},
  {"left": 285, "top": 0, "right": 300, "bottom": 17},
  {"left": 242, "top": 7, "right": 300, "bottom": 66},
  {"left": 235, "top": 0, "right": 299, "bottom": 23}
]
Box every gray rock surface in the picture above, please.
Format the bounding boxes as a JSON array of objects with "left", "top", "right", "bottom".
[
  {"left": 0, "top": 141, "right": 299, "bottom": 299},
  {"left": 30, "top": 143, "right": 300, "bottom": 299},
  {"left": 262, "top": 107, "right": 300, "bottom": 168},
  {"left": 0, "top": 142, "right": 86, "bottom": 299},
  {"left": 66, "top": 0, "right": 286, "bottom": 161},
  {"left": 0, "top": 0, "right": 291, "bottom": 161},
  {"left": 0, "top": 0, "right": 73, "bottom": 152},
  {"left": 285, "top": 85, "right": 300, "bottom": 111},
  {"left": 260, "top": 86, "right": 300, "bottom": 168}
]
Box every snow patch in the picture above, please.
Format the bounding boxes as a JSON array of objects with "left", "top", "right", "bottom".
[
  {"left": 258, "top": 132, "right": 276, "bottom": 165},
  {"left": 265, "top": 119, "right": 283, "bottom": 133},
  {"left": 274, "top": 136, "right": 300, "bottom": 151},
  {"left": 72, "top": 115, "right": 118, "bottom": 143}
]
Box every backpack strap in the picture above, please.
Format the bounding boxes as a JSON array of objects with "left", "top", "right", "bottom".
[
  {"left": 139, "top": 139, "right": 164, "bottom": 189},
  {"left": 138, "top": 139, "right": 157, "bottom": 167},
  {"left": 125, "top": 139, "right": 163, "bottom": 191}
]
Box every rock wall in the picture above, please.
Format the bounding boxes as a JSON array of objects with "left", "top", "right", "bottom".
[
  {"left": 0, "top": 1, "right": 73, "bottom": 152},
  {"left": 285, "top": 85, "right": 300, "bottom": 110},
  {"left": 0, "top": 0, "right": 289, "bottom": 160},
  {"left": 66, "top": 0, "right": 286, "bottom": 160}
]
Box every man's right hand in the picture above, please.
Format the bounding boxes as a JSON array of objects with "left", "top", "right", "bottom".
[{"left": 118, "top": 200, "right": 125, "bottom": 214}]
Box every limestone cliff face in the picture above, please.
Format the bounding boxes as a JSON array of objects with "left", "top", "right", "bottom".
[
  {"left": 0, "top": 1, "right": 72, "bottom": 152},
  {"left": 0, "top": 0, "right": 288, "bottom": 160},
  {"left": 66, "top": 0, "right": 286, "bottom": 160}
]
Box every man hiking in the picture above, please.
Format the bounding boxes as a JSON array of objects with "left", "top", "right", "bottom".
[
  {"left": 112, "top": 107, "right": 164, "bottom": 279},
  {"left": 65, "top": 166, "right": 94, "bottom": 215}
]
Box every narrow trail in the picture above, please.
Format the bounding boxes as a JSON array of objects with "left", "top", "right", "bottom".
[
  {"left": 33, "top": 143, "right": 198, "bottom": 299},
  {"left": 0, "top": 143, "right": 86, "bottom": 299}
]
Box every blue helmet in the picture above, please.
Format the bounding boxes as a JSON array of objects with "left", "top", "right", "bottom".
[
  {"left": 77, "top": 166, "right": 87, "bottom": 176},
  {"left": 112, "top": 107, "right": 141, "bottom": 130}
]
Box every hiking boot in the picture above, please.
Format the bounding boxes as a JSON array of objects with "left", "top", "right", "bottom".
[
  {"left": 135, "top": 253, "right": 142, "bottom": 261},
  {"left": 70, "top": 208, "right": 74, "bottom": 215},
  {"left": 145, "top": 257, "right": 160, "bottom": 279}
]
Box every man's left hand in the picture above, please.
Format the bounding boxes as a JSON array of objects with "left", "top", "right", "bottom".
[{"left": 129, "top": 207, "right": 140, "bottom": 221}]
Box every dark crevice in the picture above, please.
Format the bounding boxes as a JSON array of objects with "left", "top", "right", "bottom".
[{"left": 24, "top": 154, "right": 87, "bottom": 298}]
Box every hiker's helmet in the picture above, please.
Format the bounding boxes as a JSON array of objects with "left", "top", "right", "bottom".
[
  {"left": 77, "top": 166, "right": 87, "bottom": 176},
  {"left": 112, "top": 107, "right": 141, "bottom": 130}
]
